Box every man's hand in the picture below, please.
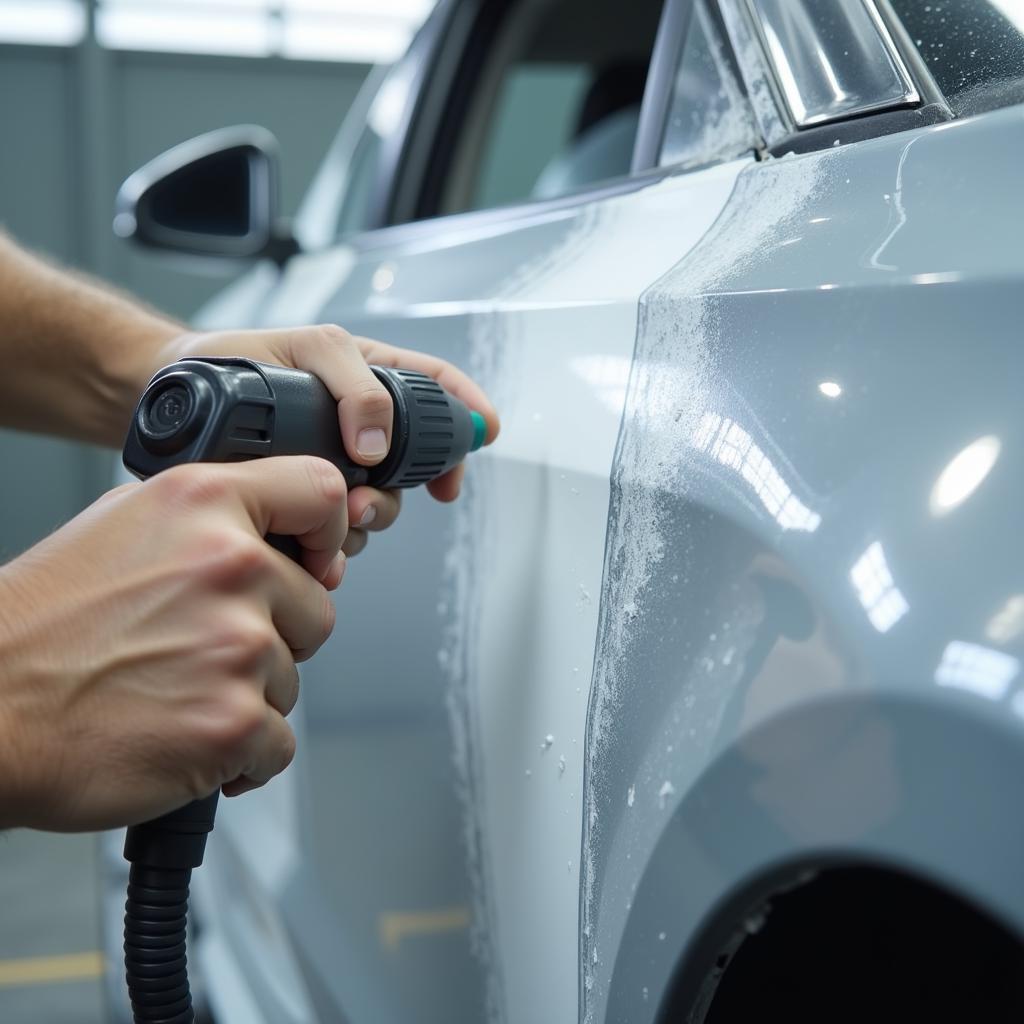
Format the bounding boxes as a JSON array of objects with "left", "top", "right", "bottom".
[
  {"left": 0, "top": 456, "right": 348, "bottom": 832},
  {"left": 153, "top": 325, "right": 500, "bottom": 556}
]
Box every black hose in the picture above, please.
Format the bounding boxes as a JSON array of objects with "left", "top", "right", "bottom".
[
  {"left": 124, "top": 864, "right": 194, "bottom": 1023},
  {"left": 123, "top": 791, "right": 219, "bottom": 1024}
]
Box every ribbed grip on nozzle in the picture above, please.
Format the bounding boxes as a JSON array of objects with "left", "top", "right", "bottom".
[
  {"left": 124, "top": 864, "right": 194, "bottom": 1023},
  {"left": 369, "top": 367, "right": 479, "bottom": 490}
]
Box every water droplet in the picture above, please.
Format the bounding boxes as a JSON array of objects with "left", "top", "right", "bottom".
[
  {"left": 658, "top": 931, "right": 667, "bottom": 941},
  {"left": 643, "top": 986, "right": 649, "bottom": 1001},
  {"left": 658, "top": 780, "right": 676, "bottom": 809},
  {"left": 525, "top": 769, "right": 532, "bottom": 777},
  {"left": 558, "top": 755, "right": 566, "bottom": 777},
  {"left": 627, "top": 784, "right": 635, "bottom": 807},
  {"left": 541, "top": 734, "right": 554, "bottom": 752}
]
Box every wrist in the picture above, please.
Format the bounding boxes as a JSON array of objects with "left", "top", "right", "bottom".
[
  {"left": 101, "top": 320, "right": 184, "bottom": 448},
  {"left": 0, "top": 567, "right": 42, "bottom": 829}
]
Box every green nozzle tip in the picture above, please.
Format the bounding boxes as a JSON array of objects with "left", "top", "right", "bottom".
[{"left": 470, "top": 411, "right": 487, "bottom": 452}]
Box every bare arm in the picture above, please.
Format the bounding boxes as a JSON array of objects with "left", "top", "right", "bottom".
[{"left": 0, "top": 230, "right": 180, "bottom": 446}]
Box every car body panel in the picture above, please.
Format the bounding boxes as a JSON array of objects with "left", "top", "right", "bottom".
[{"left": 583, "top": 105, "right": 1024, "bottom": 1021}]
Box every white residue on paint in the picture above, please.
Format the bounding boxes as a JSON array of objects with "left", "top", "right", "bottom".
[
  {"left": 581, "top": 151, "right": 828, "bottom": 1023},
  {"left": 661, "top": 3, "right": 758, "bottom": 171},
  {"left": 658, "top": 781, "right": 676, "bottom": 809},
  {"left": 658, "top": 931, "right": 667, "bottom": 942},
  {"left": 718, "top": 0, "right": 786, "bottom": 144}
]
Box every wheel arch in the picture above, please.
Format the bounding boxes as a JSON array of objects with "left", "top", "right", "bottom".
[{"left": 602, "top": 690, "right": 1024, "bottom": 1022}]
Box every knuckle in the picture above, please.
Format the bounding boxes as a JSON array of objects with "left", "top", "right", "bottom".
[
  {"left": 155, "top": 463, "right": 229, "bottom": 509},
  {"left": 199, "top": 531, "right": 271, "bottom": 587},
  {"left": 305, "top": 457, "right": 347, "bottom": 506},
  {"left": 214, "top": 611, "right": 278, "bottom": 671},
  {"left": 278, "top": 727, "right": 297, "bottom": 772},
  {"left": 353, "top": 380, "right": 392, "bottom": 419},
  {"left": 97, "top": 482, "right": 136, "bottom": 506},
  {"left": 203, "top": 683, "right": 266, "bottom": 754},
  {"left": 316, "top": 322, "right": 353, "bottom": 348},
  {"left": 278, "top": 668, "right": 301, "bottom": 716}
]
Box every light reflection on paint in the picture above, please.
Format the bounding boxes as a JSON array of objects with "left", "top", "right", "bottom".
[
  {"left": 929, "top": 435, "right": 1000, "bottom": 516},
  {"left": 371, "top": 263, "right": 396, "bottom": 293},
  {"left": 986, "top": 595, "right": 1024, "bottom": 645},
  {"left": 570, "top": 355, "right": 632, "bottom": 415},
  {"left": 935, "top": 640, "right": 1020, "bottom": 700},
  {"left": 850, "top": 541, "right": 908, "bottom": 633},
  {"left": 911, "top": 271, "right": 964, "bottom": 285},
  {"left": 692, "top": 412, "right": 821, "bottom": 531}
]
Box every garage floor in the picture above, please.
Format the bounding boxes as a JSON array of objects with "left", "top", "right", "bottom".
[{"left": 0, "top": 829, "right": 106, "bottom": 1023}]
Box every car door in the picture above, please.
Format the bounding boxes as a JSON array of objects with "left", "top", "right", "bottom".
[
  {"left": 205, "top": 1, "right": 763, "bottom": 1022},
  {"left": 205, "top": 1, "right": 1024, "bottom": 1023}
]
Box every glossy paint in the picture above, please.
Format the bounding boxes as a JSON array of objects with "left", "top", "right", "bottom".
[
  {"left": 585, "top": 106, "right": 1024, "bottom": 1022},
  {"left": 106, "top": 46, "right": 1024, "bottom": 1024}
]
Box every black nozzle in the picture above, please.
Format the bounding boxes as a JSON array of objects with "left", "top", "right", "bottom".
[{"left": 124, "top": 357, "right": 484, "bottom": 490}]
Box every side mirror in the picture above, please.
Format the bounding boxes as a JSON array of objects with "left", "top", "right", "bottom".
[{"left": 114, "top": 125, "right": 299, "bottom": 264}]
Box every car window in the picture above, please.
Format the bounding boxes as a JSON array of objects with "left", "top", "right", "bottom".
[
  {"left": 436, "top": 0, "right": 664, "bottom": 216},
  {"left": 891, "top": 0, "right": 1024, "bottom": 116},
  {"left": 658, "top": 0, "right": 758, "bottom": 169}
]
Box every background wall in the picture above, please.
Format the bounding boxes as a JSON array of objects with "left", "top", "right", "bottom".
[{"left": 0, "top": 36, "right": 368, "bottom": 558}]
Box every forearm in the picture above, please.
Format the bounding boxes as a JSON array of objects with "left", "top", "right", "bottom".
[{"left": 0, "top": 231, "right": 182, "bottom": 447}]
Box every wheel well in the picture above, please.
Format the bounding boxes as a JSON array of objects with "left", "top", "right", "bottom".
[{"left": 659, "top": 864, "right": 1024, "bottom": 1024}]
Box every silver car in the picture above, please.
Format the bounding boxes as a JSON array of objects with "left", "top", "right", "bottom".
[{"left": 102, "top": 0, "right": 1024, "bottom": 1021}]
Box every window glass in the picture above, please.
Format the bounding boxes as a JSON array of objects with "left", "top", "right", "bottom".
[
  {"left": 659, "top": 0, "right": 758, "bottom": 168},
  {"left": 891, "top": 0, "right": 1024, "bottom": 116},
  {"left": 439, "top": 0, "right": 663, "bottom": 216}
]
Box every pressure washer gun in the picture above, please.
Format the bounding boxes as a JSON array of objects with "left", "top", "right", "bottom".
[{"left": 120, "top": 356, "right": 486, "bottom": 1024}]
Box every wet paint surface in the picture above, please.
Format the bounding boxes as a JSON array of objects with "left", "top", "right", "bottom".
[{"left": 583, "top": 107, "right": 1024, "bottom": 1022}]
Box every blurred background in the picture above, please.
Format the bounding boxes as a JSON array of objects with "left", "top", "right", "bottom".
[{"left": 0, "top": 2, "right": 430, "bottom": 1019}]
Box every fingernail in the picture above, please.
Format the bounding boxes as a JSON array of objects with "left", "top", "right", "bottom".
[
  {"left": 357, "top": 505, "right": 377, "bottom": 527},
  {"left": 357, "top": 428, "right": 388, "bottom": 460},
  {"left": 334, "top": 550, "right": 347, "bottom": 585}
]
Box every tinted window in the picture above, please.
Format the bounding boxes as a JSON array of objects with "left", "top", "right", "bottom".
[
  {"left": 892, "top": 0, "right": 1024, "bottom": 115},
  {"left": 436, "top": 0, "right": 663, "bottom": 216},
  {"left": 659, "top": 0, "right": 758, "bottom": 168}
]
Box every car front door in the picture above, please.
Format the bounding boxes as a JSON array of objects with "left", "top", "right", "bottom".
[{"left": 225, "top": 1, "right": 762, "bottom": 1022}]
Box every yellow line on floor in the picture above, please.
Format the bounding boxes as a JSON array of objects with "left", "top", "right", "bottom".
[
  {"left": 378, "top": 906, "right": 471, "bottom": 951},
  {"left": 0, "top": 951, "right": 105, "bottom": 989}
]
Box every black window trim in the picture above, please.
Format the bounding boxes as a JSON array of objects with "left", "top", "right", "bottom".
[
  {"left": 359, "top": 0, "right": 463, "bottom": 233},
  {"left": 352, "top": 0, "right": 701, "bottom": 247}
]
